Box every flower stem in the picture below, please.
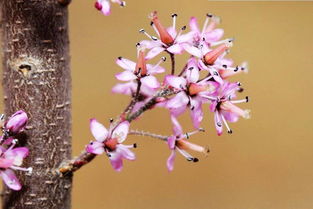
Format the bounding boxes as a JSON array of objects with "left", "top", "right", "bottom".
[{"left": 129, "top": 130, "right": 168, "bottom": 141}]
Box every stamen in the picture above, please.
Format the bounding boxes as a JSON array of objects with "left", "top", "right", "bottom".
[
  {"left": 120, "top": 1, "right": 126, "bottom": 7},
  {"left": 183, "top": 128, "right": 205, "bottom": 139},
  {"left": 10, "top": 166, "right": 33, "bottom": 174},
  {"left": 151, "top": 56, "right": 166, "bottom": 72},
  {"left": 174, "top": 26, "right": 186, "bottom": 41},
  {"left": 139, "top": 29, "right": 158, "bottom": 41},
  {"left": 201, "top": 13, "right": 212, "bottom": 35},
  {"left": 206, "top": 15, "right": 221, "bottom": 32},
  {"left": 109, "top": 118, "right": 114, "bottom": 123},
  {"left": 221, "top": 114, "right": 232, "bottom": 134},
  {"left": 211, "top": 38, "right": 235, "bottom": 47},
  {"left": 171, "top": 13, "right": 177, "bottom": 30},
  {"left": 201, "top": 95, "right": 217, "bottom": 101},
  {"left": 231, "top": 96, "right": 249, "bottom": 104},
  {"left": 176, "top": 147, "right": 196, "bottom": 162}
]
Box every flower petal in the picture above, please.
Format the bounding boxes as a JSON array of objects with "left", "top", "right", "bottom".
[
  {"left": 118, "top": 144, "right": 136, "bottom": 161},
  {"left": 205, "top": 29, "right": 224, "bottom": 43},
  {"left": 116, "top": 57, "right": 136, "bottom": 71},
  {"left": 167, "top": 44, "right": 183, "bottom": 54},
  {"left": 111, "top": 82, "right": 135, "bottom": 95},
  {"left": 164, "top": 75, "right": 187, "bottom": 90},
  {"left": 0, "top": 169, "right": 21, "bottom": 190},
  {"left": 170, "top": 116, "right": 182, "bottom": 136},
  {"left": 167, "top": 150, "right": 176, "bottom": 172},
  {"left": 167, "top": 136, "right": 176, "bottom": 150},
  {"left": 115, "top": 71, "right": 137, "bottom": 81},
  {"left": 190, "top": 99, "right": 203, "bottom": 129},
  {"left": 90, "top": 119, "right": 108, "bottom": 142},
  {"left": 189, "top": 17, "right": 200, "bottom": 33},
  {"left": 140, "top": 76, "right": 160, "bottom": 89},
  {"left": 182, "top": 43, "right": 202, "bottom": 58},
  {"left": 5, "top": 110, "right": 28, "bottom": 134},
  {"left": 145, "top": 47, "right": 165, "bottom": 60},
  {"left": 214, "top": 111, "right": 223, "bottom": 136},
  {"left": 4, "top": 147, "right": 29, "bottom": 166},
  {"left": 100, "top": 0, "right": 111, "bottom": 16},
  {"left": 166, "top": 92, "right": 189, "bottom": 109},
  {"left": 86, "top": 141, "right": 105, "bottom": 155},
  {"left": 112, "top": 121, "right": 129, "bottom": 143},
  {"left": 109, "top": 153, "right": 123, "bottom": 172}
]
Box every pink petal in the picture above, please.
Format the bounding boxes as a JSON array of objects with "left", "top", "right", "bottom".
[
  {"left": 182, "top": 44, "right": 202, "bottom": 58},
  {"left": 145, "top": 47, "right": 165, "bottom": 60},
  {"left": 111, "top": 82, "right": 135, "bottom": 95},
  {"left": 190, "top": 99, "right": 203, "bottom": 129},
  {"left": 147, "top": 64, "right": 165, "bottom": 74},
  {"left": 112, "top": 121, "right": 129, "bottom": 143},
  {"left": 164, "top": 75, "right": 187, "bottom": 90},
  {"left": 167, "top": 136, "right": 176, "bottom": 150},
  {"left": 166, "top": 27, "right": 177, "bottom": 39},
  {"left": 189, "top": 17, "right": 200, "bottom": 33},
  {"left": 5, "top": 110, "right": 28, "bottom": 134},
  {"left": 86, "top": 141, "right": 105, "bottom": 155},
  {"left": 205, "top": 29, "right": 224, "bottom": 43},
  {"left": 170, "top": 106, "right": 187, "bottom": 117},
  {"left": 0, "top": 158, "right": 14, "bottom": 169},
  {"left": 214, "top": 111, "right": 223, "bottom": 136},
  {"left": 170, "top": 116, "right": 182, "bottom": 136},
  {"left": 140, "top": 76, "right": 160, "bottom": 89},
  {"left": 167, "top": 150, "right": 176, "bottom": 172},
  {"left": 110, "top": 153, "right": 123, "bottom": 172},
  {"left": 140, "top": 40, "right": 162, "bottom": 50},
  {"left": 118, "top": 145, "right": 136, "bottom": 161},
  {"left": 100, "top": 0, "right": 111, "bottom": 16},
  {"left": 166, "top": 92, "right": 189, "bottom": 109},
  {"left": 4, "top": 147, "right": 29, "bottom": 166},
  {"left": 0, "top": 169, "right": 21, "bottom": 190},
  {"left": 167, "top": 44, "right": 183, "bottom": 54},
  {"left": 176, "top": 32, "right": 196, "bottom": 43},
  {"left": 185, "top": 59, "right": 200, "bottom": 83},
  {"left": 222, "top": 111, "right": 239, "bottom": 123},
  {"left": 115, "top": 71, "right": 137, "bottom": 81},
  {"left": 116, "top": 57, "right": 136, "bottom": 71},
  {"left": 90, "top": 119, "right": 108, "bottom": 142}
]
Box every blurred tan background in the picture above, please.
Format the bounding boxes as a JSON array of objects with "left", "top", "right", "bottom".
[{"left": 3, "top": 1, "right": 313, "bottom": 209}]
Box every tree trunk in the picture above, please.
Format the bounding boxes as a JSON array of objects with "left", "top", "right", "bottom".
[{"left": 1, "top": 1, "right": 72, "bottom": 208}]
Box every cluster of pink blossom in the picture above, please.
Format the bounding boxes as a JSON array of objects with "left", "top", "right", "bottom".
[
  {"left": 95, "top": 0, "right": 126, "bottom": 16},
  {"left": 0, "top": 110, "right": 31, "bottom": 190},
  {"left": 86, "top": 12, "right": 250, "bottom": 172}
]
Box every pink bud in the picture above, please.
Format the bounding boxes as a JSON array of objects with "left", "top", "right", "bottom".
[{"left": 5, "top": 111, "right": 28, "bottom": 134}]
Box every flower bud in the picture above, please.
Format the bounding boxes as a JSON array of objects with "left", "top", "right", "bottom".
[{"left": 5, "top": 110, "right": 28, "bottom": 134}]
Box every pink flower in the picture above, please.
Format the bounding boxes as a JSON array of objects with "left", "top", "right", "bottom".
[
  {"left": 113, "top": 47, "right": 165, "bottom": 92},
  {"left": 209, "top": 82, "right": 250, "bottom": 135},
  {"left": 5, "top": 110, "right": 28, "bottom": 134},
  {"left": 188, "top": 14, "right": 224, "bottom": 46},
  {"left": 166, "top": 117, "right": 207, "bottom": 172},
  {"left": 140, "top": 12, "right": 194, "bottom": 59},
  {"left": 86, "top": 119, "right": 136, "bottom": 172},
  {"left": 0, "top": 140, "right": 31, "bottom": 191},
  {"left": 95, "top": 0, "right": 126, "bottom": 16},
  {"left": 183, "top": 40, "right": 233, "bottom": 84},
  {"left": 164, "top": 58, "right": 217, "bottom": 128}
]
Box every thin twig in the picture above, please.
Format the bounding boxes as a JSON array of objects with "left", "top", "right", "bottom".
[
  {"left": 129, "top": 130, "right": 168, "bottom": 141},
  {"left": 168, "top": 52, "right": 175, "bottom": 75}
]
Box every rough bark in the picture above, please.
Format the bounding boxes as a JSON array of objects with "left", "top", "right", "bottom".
[{"left": 1, "top": 1, "right": 72, "bottom": 209}]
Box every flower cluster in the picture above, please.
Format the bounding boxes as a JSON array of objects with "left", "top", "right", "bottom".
[
  {"left": 95, "top": 0, "right": 126, "bottom": 16},
  {"left": 0, "top": 110, "right": 31, "bottom": 190},
  {"left": 86, "top": 12, "right": 250, "bottom": 172}
]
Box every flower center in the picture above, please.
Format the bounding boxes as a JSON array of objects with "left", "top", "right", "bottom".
[
  {"left": 150, "top": 11, "right": 174, "bottom": 45},
  {"left": 104, "top": 138, "right": 118, "bottom": 151}
]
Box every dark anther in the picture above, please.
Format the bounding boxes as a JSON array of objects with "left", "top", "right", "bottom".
[
  {"left": 246, "top": 96, "right": 249, "bottom": 102},
  {"left": 187, "top": 158, "right": 193, "bottom": 162},
  {"left": 185, "top": 133, "right": 190, "bottom": 139},
  {"left": 193, "top": 158, "right": 199, "bottom": 162},
  {"left": 161, "top": 57, "right": 166, "bottom": 61},
  {"left": 120, "top": 1, "right": 126, "bottom": 6},
  {"left": 213, "top": 71, "right": 219, "bottom": 76},
  {"left": 19, "top": 64, "right": 31, "bottom": 72},
  {"left": 227, "top": 129, "right": 233, "bottom": 134},
  {"left": 206, "top": 13, "right": 213, "bottom": 18},
  {"left": 199, "top": 128, "right": 205, "bottom": 132},
  {"left": 217, "top": 122, "right": 222, "bottom": 127},
  {"left": 136, "top": 43, "right": 141, "bottom": 47},
  {"left": 188, "top": 67, "right": 194, "bottom": 71},
  {"left": 238, "top": 88, "right": 244, "bottom": 93},
  {"left": 237, "top": 82, "right": 241, "bottom": 86},
  {"left": 118, "top": 56, "right": 122, "bottom": 60},
  {"left": 152, "top": 36, "right": 158, "bottom": 41},
  {"left": 222, "top": 64, "right": 227, "bottom": 68},
  {"left": 181, "top": 26, "right": 187, "bottom": 30},
  {"left": 234, "top": 66, "right": 239, "bottom": 72},
  {"left": 90, "top": 142, "right": 93, "bottom": 145},
  {"left": 171, "top": 14, "right": 178, "bottom": 17},
  {"left": 150, "top": 21, "right": 154, "bottom": 26},
  {"left": 109, "top": 118, "right": 114, "bottom": 123},
  {"left": 133, "top": 143, "right": 137, "bottom": 148},
  {"left": 191, "top": 106, "right": 195, "bottom": 111},
  {"left": 139, "top": 29, "right": 145, "bottom": 33}
]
